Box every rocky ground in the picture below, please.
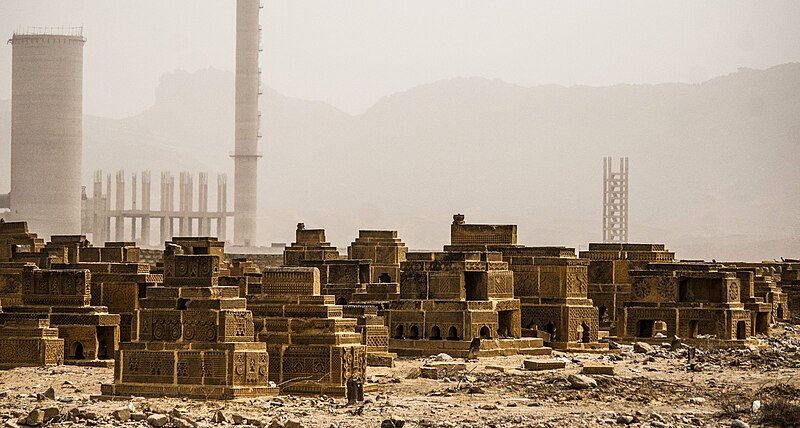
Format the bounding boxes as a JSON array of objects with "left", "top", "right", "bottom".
[{"left": 1, "top": 325, "right": 799, "bottom": 428}]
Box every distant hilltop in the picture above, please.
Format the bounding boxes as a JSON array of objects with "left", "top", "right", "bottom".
[{"left": 0, "top": 62, "right": 798, "bottom": 260}]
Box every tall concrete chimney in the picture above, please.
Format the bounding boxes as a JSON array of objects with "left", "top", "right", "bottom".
[
  {"left": 8, "top": 28, "right": 85, "bottom": 239},
  {"left": 232, "top": 0, "right": 262, "bottom": 246}
]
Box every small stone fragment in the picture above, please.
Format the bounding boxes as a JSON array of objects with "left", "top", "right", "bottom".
[
  {"left": 381, "top": 418, "right": 406, "bottom": 428},
  {"left": 633, "top": 342, "right": 655, "bottom": 354},
  {"left": 147, "top": 414, "right": 169, "bottom": 427},
  {"left": 211, "top": 411, "right": 227, "bottom": 424},
  {"left": 112, "top": 408, "right": 131, "bottom": 422}
]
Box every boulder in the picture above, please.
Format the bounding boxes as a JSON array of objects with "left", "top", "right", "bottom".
[
  {"left": 567, "top": 374, "right": 597, "bottom": 389},
  {"left": 147, "top": 414, "right": 169, "bottom": 427},
  {"left": 633, "top": 342, "right": 655, "bottom": 354}
]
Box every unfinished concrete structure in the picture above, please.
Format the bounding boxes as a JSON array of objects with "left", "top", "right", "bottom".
[
  {"left": 248, "top": 267, "right": 367, "bottom": 396},
  {"left": 617, "top": 264, "right": 756, "bottom": 347},
  {"left": 579, "top": 243, "right": 676, "bottom": 330},
  {"left": 4, "top": 28, "right": 85, "bottom": 239},
  {"left": 83, "top": 170, "right": 231, "bottom": 247},
  {"left": 603, "top": 157, "right": 629, "bottom": 243},
  {"left": 101, "top": 239, "right": 277, "bottom": 399},
  {"left": 445, "top": 215, "right": 606, "bottom": 351},
  {"left": 232, "top": 0, "right": 262, "bottom": 247}
]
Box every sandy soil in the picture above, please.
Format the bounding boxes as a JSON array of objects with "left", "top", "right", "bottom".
[{"left": 1, "top": 326, "right": 798, "bottom": 428}]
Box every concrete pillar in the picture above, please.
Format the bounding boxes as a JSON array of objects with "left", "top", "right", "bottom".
[
  {"left": 233, "top": 0, "right": 262, "bottom": 246},
  {"left": 199, "top": 172, "right": 210, "bottom": 236},
  {"left": 217, "top": 173, "right": 228, "bottom": 242},
  {"left": 141, "top": 171, "right": 151, "bottom": 247},
  {"left": 115, "top": 171, "right": 125, "bottom": 241}
]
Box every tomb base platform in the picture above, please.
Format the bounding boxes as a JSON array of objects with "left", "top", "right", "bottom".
[
  {"left": 65, "top": 358, "right": 114, "bottom": 368},
  {"left": 389, "top": 338, "right": 551, "bottom": 358},
  {"left": 96, "top": 383, "right": 279, "bottom": 400}
]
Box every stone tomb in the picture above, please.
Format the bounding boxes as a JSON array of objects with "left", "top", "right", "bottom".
[
  {"left": 579, "top": 243, "right": 676, "bottom": 331},
  {"left": 0, "top": 219, "right": 44, "bottom": 262},
  {"left": 386, "top": 250, "right": 551, "bottom": 357},
  {"left": 0, "top": 267, "right": 119, "bottom": 366},
  {"left": 444, "top": 215, "right": 605, "bottom": 351},
  {"left": 777, "top": 260, "right": 800, "bottom": 320},
  {"left": 53, "top": 261, "right": 162, "bottom": 342},
  {"left": 286, "top": 227, "right": 399, "bottom": 367},
  {"left": 283, "top": 223, "right": 340, "bottom": 266},
  {"left": 100, "top": 242, "right": 277, "bottom": 399},
  {"left": 0, "top": 220, "right": 64, "bottom": 268},
  {"left": 722, "top": 262, "right": 790, "bottom": 323},
  {"left": 347, "top": 230, "right": 408, "bottom": 284},
  {"left": 0, "top": 317, "right": 64, "bottom": 369},
  {"left": 617, "top": 266, "right": 755, "bottom": 347},
  {"left": 248, "top": 267, "right": 367, "bottom": 396}
]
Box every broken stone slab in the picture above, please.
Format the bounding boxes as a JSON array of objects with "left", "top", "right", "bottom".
[
  {"left": 581, "top": 364, "right": 615, "bottom": 375},
  {"left": 523, "top": 359, "right": 566, "bottom": 371},
  {"left": 25, "top": 408, "right": 59, "bottom": 426},
  {"left": 367, "top": 352, "right": 396, "bottom": 368}
]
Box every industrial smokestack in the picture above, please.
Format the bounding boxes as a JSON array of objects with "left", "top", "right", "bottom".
[
  {"left": 8, "top": 28, "right": 85, "bottom": 239},
  {"left": 232, "top": 0, "right": 262, "bottom": 246}
]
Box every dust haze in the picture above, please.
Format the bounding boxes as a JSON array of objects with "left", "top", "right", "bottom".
[{"left": 0, "top": 0, "right": 799, "bottom": 260}]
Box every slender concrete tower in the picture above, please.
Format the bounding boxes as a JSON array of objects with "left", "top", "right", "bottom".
[
  {"left": 232, "top": 0, "right": 262, "bottom": 246},
  {"left": 8, "top": 28, "right": 85, "bottom": 239}
]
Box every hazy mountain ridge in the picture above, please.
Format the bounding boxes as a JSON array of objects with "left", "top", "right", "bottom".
[{"left": 0, "top": 64, "right": 798, "bottom": 260}]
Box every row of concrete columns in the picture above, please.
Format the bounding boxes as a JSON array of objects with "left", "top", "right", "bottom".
[{"left": 89, "top": 170, "right": 230, "bottom": 247}]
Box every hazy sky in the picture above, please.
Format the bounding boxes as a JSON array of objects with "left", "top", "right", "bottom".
[{"left": 1, "top": 1, "right": 799, "bottom": 117}]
